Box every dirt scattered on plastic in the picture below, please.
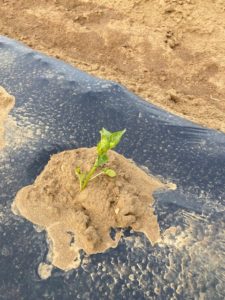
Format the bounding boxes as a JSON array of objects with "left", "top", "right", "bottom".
[
  {"left": 159, "top": 211, "right": 225, "bottom": 298},
  {"left": 1, "top": 0, "right": 225, "bottom": 132},
  {"left": 12, "top": 147, "right": 165, "bottom": 271},
  {"left": 0, "top": 86, "right": 15, "bottom": 149},
  {"left": 3, "top": 116, "right": 34, "bottom": 148},
  {"left": 38, "top": 262, "right": 53, "bottom": 280}
]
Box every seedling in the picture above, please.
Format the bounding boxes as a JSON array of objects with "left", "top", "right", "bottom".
[{"left": 75, "top": 128, "right": 126, "bottom": 191}]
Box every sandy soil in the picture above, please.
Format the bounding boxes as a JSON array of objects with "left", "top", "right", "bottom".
[
  {"left": 0, "top": 0, "right": 225, "bottom": 132},
  {"left": 12, "top": 147, "right": 165, "bottom": 271},
  {"left": 0, "top": 86, "right": 15, "bottom": 148}
]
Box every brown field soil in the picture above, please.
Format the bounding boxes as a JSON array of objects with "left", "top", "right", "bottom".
[{"left": 0, "top": 0, "right": 225, "bottom": 132}]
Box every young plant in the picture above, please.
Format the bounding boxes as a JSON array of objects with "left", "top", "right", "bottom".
[{"left": 75, "top": 128, "right": 126, "bottom": 191}]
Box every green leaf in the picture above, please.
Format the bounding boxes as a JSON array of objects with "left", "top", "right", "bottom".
[
  {"left": 97, "top": 128, "right": 112, "bottom": 155},
  {"left": 109, "top": 129, "right": 126, "bottom": 149},
  {"left": 75, "top": 167, "right": 81, "bottom": 176},
  {"left": 96, "top": 154, "right": 108, "bottom": 167},
  {"left": 97, "top": 128, "right": 126, "bottom": 154},
  {"left": 97, "top": 137, "right": 110, "bottom": 155},
  {"left": 103, "top": 168, "right": 117, "bottom": 177},
  {"left": 100, "top": 128, "right": 111, "bottom": 139}
]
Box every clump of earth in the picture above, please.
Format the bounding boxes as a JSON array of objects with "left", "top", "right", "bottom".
[
  {"left": 12, "top": 147, "right": 166, "bottom": 271},
  {"left": 0, "top": 86, "right": 15, "bottom": 148}
]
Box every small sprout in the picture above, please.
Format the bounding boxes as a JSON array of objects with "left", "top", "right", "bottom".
[{"left": 75, "top": 128, "right": 126, "bottom": 191}]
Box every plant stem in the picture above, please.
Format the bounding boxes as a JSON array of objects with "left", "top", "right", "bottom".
[
  {"left": 81, "top": 160, "right": 98, "bottom": 190},
  {"left": 90, "top": 171, "right": 104, "bottom": 181}
]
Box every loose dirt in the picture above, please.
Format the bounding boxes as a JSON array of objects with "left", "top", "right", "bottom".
[
  {"left": 0, "top": 0, "right": 225, "bottom": 132},
  {"left": 0, "top": 86, "right": 15, "bottom": 148},
  {"left": 12, "top": 147, "right": 165, "bottom": 271}
]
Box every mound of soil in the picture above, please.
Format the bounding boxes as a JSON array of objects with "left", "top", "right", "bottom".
[
  {"left": 12, "top": 147, "right": 165, "bottom": 271},
  {"left": 0, "top": 86, "right": 15, "bottom": 148}
]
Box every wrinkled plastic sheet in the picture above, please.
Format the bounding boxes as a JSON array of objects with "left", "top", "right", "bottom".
[{"left": 0, "top": 36, "right": 224, "bottom": 300}]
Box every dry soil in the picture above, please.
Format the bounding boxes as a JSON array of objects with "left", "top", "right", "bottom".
[
  {"left": 12, "top": 147, "right": 165, "bottom": 271},
  {"left": 0, "top": 0, "right": 225, "bottom": 132},
  {"left": 0, "top": 86, "right": 15, "bottom": 148}
]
